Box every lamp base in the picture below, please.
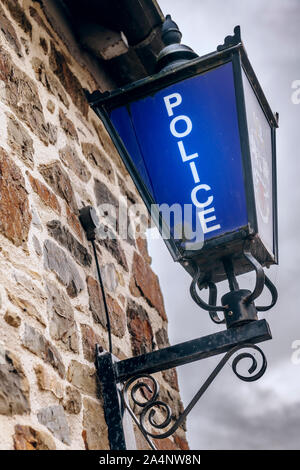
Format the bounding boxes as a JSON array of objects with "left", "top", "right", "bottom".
[{"left": 222, "top": 289, "right": 258, "bottom": 328}]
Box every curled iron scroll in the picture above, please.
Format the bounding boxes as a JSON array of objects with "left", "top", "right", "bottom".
[
  {"left": 122, "top": 344, "right": 267, "bottom": 443},
  {"left": 190, "top": 264, "right": 226, "bottom": 315},
  {"left": 256, "top": 275, "right": 278, "bottom": 311},
  {"left": 190, "top": 250, "right": 278, "bottom": 323}
]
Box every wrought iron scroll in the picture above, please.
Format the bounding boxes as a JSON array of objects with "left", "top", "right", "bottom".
[
  {"left": 122, "top": 344, "right": 267, "bottom": 449},
  {"left": 189, "top": 248, "right": 278, "bottom": 323}
]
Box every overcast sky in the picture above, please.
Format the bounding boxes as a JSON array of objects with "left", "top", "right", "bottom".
[{"left": 147, "top": 0, "right": 300, "bottom": 449}]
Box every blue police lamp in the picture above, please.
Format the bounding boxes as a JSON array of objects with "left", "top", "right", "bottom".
[
  {"left": 87, "top": 18, "right": 278, "bottom": 329},
  {"left": 81, "top": 16, "right": 280, "bottom": 450}
]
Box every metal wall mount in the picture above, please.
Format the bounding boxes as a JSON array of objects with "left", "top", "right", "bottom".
[{"left": 95, "top": 319, "right": 272, "bottom": 450}]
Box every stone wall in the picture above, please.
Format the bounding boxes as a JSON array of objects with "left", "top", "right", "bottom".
[{"left": 0, "top": 0, "right": 188, "bottom": 450}]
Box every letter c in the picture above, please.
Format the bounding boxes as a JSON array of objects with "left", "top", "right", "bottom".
[{"left": 191, "top": 184, "right": 213, "bottom": 208}]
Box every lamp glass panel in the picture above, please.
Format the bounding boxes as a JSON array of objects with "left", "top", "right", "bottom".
[
  {"left": 242, "top": 69, "right": 274, "bottom": 256},
  {"left": 110, "top": 62, "right": 248, "bottom": 252}
]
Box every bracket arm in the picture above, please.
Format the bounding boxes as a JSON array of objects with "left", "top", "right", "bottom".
[{"left": 115, "top": 319, "right": 271, "bottom": 382}]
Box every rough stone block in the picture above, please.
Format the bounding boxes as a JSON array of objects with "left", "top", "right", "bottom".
[
  {"left": 4, "top": 310, "right": 21, "bottom": 328},
  {"left": 22, "top": 323, "right": 65, "bottom": 378},
  {"left": 46, "top": 280, "right": 79, "bottom": 353},
  {"left": 7, "top": 292, "right": 46, "bottom": 327},
  {"left": 82, "top": 143, "right": 114, "bottom": 183},
  {"left": 130, "top": 251, "right": 166, "bottom": 320},
  {"left": 59, "top": 108, "right": 78, "bottom": 142},
  {"left": 13, "top": 424, "right": 56, "bottom": 450},
  {"left": 39, "top": 161, "right": 78, "bottom": 212},
  {"left": 0, "top": 147, "right": 32, "bottom": 246},
  {"left": 46, "top": 220, "right": 92, "bottom": 267},
  {"left": 43, "top": 239, "right": 84, "bottom": 297},
  {"left": 31, "top": 57, "right": 69, "bottom": 109},
  {"left": 0, "top": 347, "right": 30, "bottom": 416},
  {"left": 34, "top": 364, "right": 64, "bottom": 399},
  {"left": 7, "top": 114, "right": 34, "bottom": 168},
  {"left": 127, "top": 300, "right": 154, "bottom": 355},
  {"left": 81, "top": 323, "right": 102, "bottom": 363},
  {"left": 82, "top": 397, "right": 109, "bottom": 450},
  {"left": 59, "top": 144, "right": 91, "bottom": 182},
  {"left": 67, "top": 360, "right": 97, "bottom": 397},
  {"left": 37, "top": 405, "right": 71, "bottom": 445},
  {"left": 63, "top": 386, "right": 82, "bottom": 415},
  {"left": 49, "top": 42, "right": 88, "bottom": 117},
  {"left": 0, "top": 4, "right": 22, "bottom": 56}
]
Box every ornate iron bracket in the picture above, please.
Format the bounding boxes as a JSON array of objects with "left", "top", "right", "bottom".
[
  {"left": 94, "top": 244, "right": 277, "bottom": 449},
  {"left": 122, "top": 343, "right": 267, "bottom": 450},
  {"left": 190, "top": 246, "right": 278, "bottom": 328},
  {"left": 95, "top": 319, "right": 272, "bottom": 450}
]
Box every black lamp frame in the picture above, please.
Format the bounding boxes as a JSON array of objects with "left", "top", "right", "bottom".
[{"left": 87, "top": 28, "right": 278, "bottom": 286}]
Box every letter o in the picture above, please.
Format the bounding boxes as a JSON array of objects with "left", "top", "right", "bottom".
[
  {"left": 191, "top": 184, "right": 213, "bottom": 208},
  {"left": 170, "top": 115, "right": 192, "bottom": 138}
]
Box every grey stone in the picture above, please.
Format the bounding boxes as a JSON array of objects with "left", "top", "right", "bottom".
[
  {"left": 22, "top": 323, "right": 65, "bottom": 378},
  {"left": 46, "top": 220, "right": 92, "bottom": 267},
  {"left": 37, "top": 405, "right": 71, "bottom": 445},
  {"left": 101, "top": 263, "right": 118, "bottom": 292},
  {"left": 0, "top": 47, "right": 51, "bottom": 145},
  {"left": 7, "top": 113, "right": 34, "bottom": 168},
  {"left": 39, "top": 161, "right": 78, "bottom": 212},
  {"left": 63, "top": 386, "right": 82, "bottom": 415},
  {"left": 96, "top": 233, "right": 128, "bottom": 272},
  {"left": 47, "top": 122, "right": 57, "bottom": 145},
  {"left": 31, "top": 206, "right": 42, "bottom": 230},
  {"left": 94, "top": 178, "right": 118, "bottom": 208},
  {"left": 0, "top": 347, "right": 30, "bottom": 416},
  {"left": 59, "top": 144, "right": 91, "bottom": 183},
  {"left": 31, "top": 57, "right": 69, "bottom": 109},
  {"left": 0, "top": 4, "right": 22, "bottom": 57},
  {"left": 49, "top": 42, "right": 88, "bottom": 117},
  {"left": 59, "top": 108, "right": 78, "bottom": 142},
  {"left": 46, "top": 281, "right": 79, "bottom": 353},
  {"left": 13, "top": 270, "right": 46, "bottom": 302},
  {"left": 43, "top": 239, "right": 84, "bottom": 297},
  {"left": 81, "top": 143, "right": 114, "bottom": 183},
  {"left": 155, "top": 327, "right": 170, "bottom": 349},
  {"left": 32, "top": 234, "right": 42, "bottom": 256},
  {"left": 2, "top": 0, "right": 32, "bottom": 38}
]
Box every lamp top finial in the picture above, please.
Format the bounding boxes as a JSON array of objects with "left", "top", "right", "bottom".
[{"left": 161, "top": 14, "right": 182, "bottom": 46}]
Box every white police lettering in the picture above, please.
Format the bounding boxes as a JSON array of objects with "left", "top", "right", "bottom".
[{"left": 163, "top": 92, "right": 221, "bottom": 235}]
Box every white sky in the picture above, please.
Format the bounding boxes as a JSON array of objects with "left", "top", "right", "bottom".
[{"left": 147, "top": 0, "right": 300, "bottom": 449}]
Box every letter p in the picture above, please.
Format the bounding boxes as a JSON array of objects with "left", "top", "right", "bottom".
[{"left": 163, "top": 93, "right": 182, "bottom": 117}]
